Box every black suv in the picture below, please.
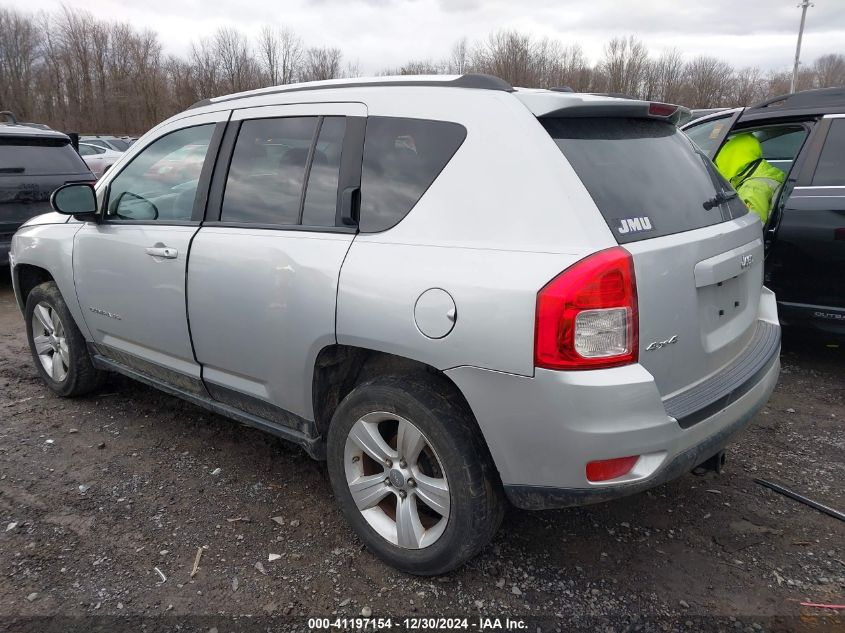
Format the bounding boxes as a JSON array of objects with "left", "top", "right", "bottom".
[
  {"left": 0, "top": 115, "right": 94, "bottom": 265},
  {"left": 683, "top": 88, "right": 845, "bottom": 338}
]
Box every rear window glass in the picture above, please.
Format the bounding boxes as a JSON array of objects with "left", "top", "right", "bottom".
[
  {"left": 0, "top": 137, "right": 89, "bottom": 176},
  {"left": 543, "top": 117, "right": 746, "bottom": 243},
  {"left": 359, "top": 117, "right": 466, "bottom": 233},
  {"left": 812, "top": 119, "right": 845, "bottom": 186}
]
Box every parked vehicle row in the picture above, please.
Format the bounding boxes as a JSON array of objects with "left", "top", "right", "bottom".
[
  {"left": 80, "top": 135, "right": 136, "bottom": 152},
  {"left": 77, "top": 142, "right": 122, "bottom": 178},
  {"left": 10, "top": 74, "right": 781, "bottom": 574}
]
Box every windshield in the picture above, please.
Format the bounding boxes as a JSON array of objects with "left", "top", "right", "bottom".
[{"left": 542, "top": 117, "right": 747, "bottom": 243}]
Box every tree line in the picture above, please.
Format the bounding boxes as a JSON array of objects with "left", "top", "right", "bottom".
[{"left": 1, "top": 7, "right": 843, "bottom": 135}]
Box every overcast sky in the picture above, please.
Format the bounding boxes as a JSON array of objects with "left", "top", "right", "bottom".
[{"left": 8, "top": 0, "right": 845, "bottom": 74}]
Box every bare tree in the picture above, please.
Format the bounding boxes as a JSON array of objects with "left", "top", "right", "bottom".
[
  {"left": 600, "top": 36, "right": 649, "bottom": 96},
  {"left": 300, "top": 46, "right": 342, "bottom": 82},
  {"left": 213, "top": 27, "right": 261, "bottom": 94},
  {"left": 4, "top": 7, "right": 845, "bottom": 136},
  {"left": 730, "top": 66, "right": 765, "bottom": 106},
  {"left": 813, "top": 53, "right": 845, "bottom": 88},
  {"left": 0, "top": 8, "right": 42, "bottom": 118},
  {"left": 472, "top": 30, "right": 535, "bottom": 86},
  {"left": 448, "top": 37, "right": 470, "bottom": 74},
  {"left": 651, "top": 48, "right": 685, "bottom": 103},
  {"left": 257, "top": 25, "right": 302, "bottom": 85},
  {"left": 682, "top": 55, "right": 733, "bottom": 108}
]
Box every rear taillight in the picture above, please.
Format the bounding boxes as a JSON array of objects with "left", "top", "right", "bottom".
[{"left": 534, "top": 247, "right": 638, "bottom": 370}]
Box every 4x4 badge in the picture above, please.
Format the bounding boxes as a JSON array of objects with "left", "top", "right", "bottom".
[{"left": 646, "top": 335, "right": 678, "bottom": 351}]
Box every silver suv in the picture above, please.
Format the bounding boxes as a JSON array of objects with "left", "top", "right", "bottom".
[{"left": 10, "top": 74, "right": 781, "bottom": 575}]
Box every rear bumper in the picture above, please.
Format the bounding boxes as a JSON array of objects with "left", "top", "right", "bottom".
[
  {"left": 504, "top": 355, "right": 778, "bottom": 509},
  {"left": 446, "top": 292, "right": 781, "bottom": 510}
]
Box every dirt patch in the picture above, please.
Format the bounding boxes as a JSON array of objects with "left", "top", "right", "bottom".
[{"left": 0, "top": 273, "right": 842, "bottom": 631}]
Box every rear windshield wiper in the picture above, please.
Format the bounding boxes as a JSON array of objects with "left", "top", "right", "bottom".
[{"left": 703, "top": 190, "right": 738, "bottom": 210}]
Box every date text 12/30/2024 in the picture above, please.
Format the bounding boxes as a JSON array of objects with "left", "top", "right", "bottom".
[{"left": 307, "top": 617, "right": 528, "bottom": 630}]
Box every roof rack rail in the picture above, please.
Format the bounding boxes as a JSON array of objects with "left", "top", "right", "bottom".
[
  {"left": 550, "top": 86, "right": 574, "bottom": 93},
  {"left": 189, "top": 73, "right": 514, "bottom": 110},
  {"left": 0, "top": 110, "right": 18, "bottom": 124},
  {"left": 749, "top": 87, "right": 845, "bottom": 111}
]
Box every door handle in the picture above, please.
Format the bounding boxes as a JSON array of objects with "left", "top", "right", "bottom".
[{"left": 145, "top": 246, "right": 178, "bottom": 259}]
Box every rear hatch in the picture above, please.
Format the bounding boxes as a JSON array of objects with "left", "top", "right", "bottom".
[
  {"left": 541, "top": 113, "right": 764, "bottom": 399},
  {"left": 0, "top": 134, "right": 93, "bottom": 238}
]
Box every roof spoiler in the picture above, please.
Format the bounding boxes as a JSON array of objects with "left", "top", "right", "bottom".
[{"left": 538, "top": 100, "right": 692, "bottom": 126}]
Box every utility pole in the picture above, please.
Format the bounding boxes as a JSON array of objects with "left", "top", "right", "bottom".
[{"left": 790, "top": 0, "right": 813, "bottom": 93}]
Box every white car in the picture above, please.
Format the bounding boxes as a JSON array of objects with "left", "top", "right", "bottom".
[{"left": 77, "top": 142, "right": 121, "bottom": 178}]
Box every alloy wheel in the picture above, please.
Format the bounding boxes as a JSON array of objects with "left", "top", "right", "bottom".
[
  {"left": 31, "top": 302, "right": 69, "bottom": 382},
  {"left": 343, "top": 411, "right": 450, "bottom": 549}
]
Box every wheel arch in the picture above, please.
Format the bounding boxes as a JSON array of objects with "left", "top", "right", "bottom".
[
  {"left": 311, "top": 345, "right": 501, "bottom": 477},
  {"left": 13, "top": 264, "right": 55, "bottom": 313}
]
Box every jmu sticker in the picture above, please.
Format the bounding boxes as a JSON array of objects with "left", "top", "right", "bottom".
[{"left": 615, "top": 216, "right": 654, "bottom": 235}]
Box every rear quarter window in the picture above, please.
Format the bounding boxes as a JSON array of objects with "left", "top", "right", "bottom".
[
  {"left": 543, "top": 117, "right": 746, "bottom": 243},
  {"left": 0, "top": 136, "right": 90, "bottom": 175},
  {"left": 359, "top": 117, "right": 466, "bottom": 233}
]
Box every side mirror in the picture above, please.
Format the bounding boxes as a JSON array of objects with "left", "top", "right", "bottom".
[{"left": 51, "top": 183, "right": 98, "bottom": 220}]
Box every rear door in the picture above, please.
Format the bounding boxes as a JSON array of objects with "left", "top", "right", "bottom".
[
  {"left": 543, "top": 115, "right": 764, "bottom": 399},
  {"left": 187, "top": 102, "right": 366, "bottom": 423},
  {"left": 767, "top": 115, "right": 845, "bottom": 327}
]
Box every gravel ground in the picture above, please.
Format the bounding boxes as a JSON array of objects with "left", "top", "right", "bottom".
[{"left": 0, "top": 273, "right": 842, "bottom": 633}]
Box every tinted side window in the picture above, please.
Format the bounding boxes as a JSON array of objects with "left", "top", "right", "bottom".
[
  {"left": 106, "top": 124, "right": 214, "bottom": 222},
  {"left": 812, "top": 120, "right": 845, "bottom": 186},
  {"left": 302, "top": 117, "right": 346, "bottom": 227},
  {"left": 222, "top": 117, "right": 317, "bottom": 225},
  {"left": 359, "top": 117, "right": 466, "bottom": 232}
]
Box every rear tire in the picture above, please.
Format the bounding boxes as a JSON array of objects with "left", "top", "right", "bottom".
[
  {"left": 327, "top": 374, "right": 504, "bottom": 575},
  {"left": 25, "top": 281, "right": 104, "bottom": 397}
]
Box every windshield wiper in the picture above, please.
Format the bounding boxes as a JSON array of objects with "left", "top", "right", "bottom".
[{"left": 703, "top": 190, "right": 738, "bottom": 210}]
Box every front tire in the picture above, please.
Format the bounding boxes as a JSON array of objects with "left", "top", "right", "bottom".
[
  {"left": 25, "top": 281, "right": 104, "bottom": 397},
  {"left": 327, "top": 374, "right": 504, "bottom": 575}
]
